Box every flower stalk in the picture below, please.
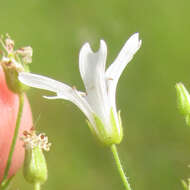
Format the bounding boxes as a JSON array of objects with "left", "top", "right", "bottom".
[{"left": 111, "top": 144, "right": 132, "bottom": 190}]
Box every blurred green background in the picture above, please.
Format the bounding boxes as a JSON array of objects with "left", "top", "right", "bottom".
[{"left": 1, "top": 0, "right": 190, "bottom": 190}]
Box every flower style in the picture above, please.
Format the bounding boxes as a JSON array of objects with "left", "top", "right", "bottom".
[{"left": 19, "top": 33, "right": 141, "bottom": 146}]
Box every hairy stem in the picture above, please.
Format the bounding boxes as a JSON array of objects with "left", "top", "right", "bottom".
[{"left": 111, "top": 144, "right": 132, "bottom": 190}]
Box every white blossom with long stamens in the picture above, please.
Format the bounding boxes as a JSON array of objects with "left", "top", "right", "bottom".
[{"left": 19, "top": 33, "right": 142, "bottom": 145}]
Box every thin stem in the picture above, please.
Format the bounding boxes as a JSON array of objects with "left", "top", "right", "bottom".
[
  {"left": 2, "top": 93, "right": 24, "bottom": 182},
  {"left": 111, "top": 144, "right": 132, "bottom": 190},
  {"left": 34, "top": 183, "right": 41, "bottom": 190}
]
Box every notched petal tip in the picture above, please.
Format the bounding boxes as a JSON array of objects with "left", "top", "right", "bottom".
[
  {"left": 79, "top": 39, "right": 108, "bottom": 84},
  {"left": 79, "top": 42, "right": 92, "bottom": 56},
  {"left": 99, "top": 39, "right": 107, "bottom": 54},
  {"left": 80, "top": 39, "right": 107, "bottom": 56}
]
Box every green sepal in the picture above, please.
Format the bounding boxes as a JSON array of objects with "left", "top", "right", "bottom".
[
  {"left": 86, "top": 114, "right": 114, "bottom": 146},
  {"left": 2, "top": 64, "right": 30, "bottom": 94},
  {"left": 23, "top": 147, "right": 47, "bottom": 185},
  {"left": 86, "top": 119, "right": 97, "bottom": 138},
  {"left": 117, "top": 110, "right": 123, "bottom": 142},
  {"left": 93, "top": 114, "right": 111, "bottom": 146},
  {"left": 110, "top": 108, "right": 123, "bottom": 144},
  {"left": 86, "top": 108, "right": 123, "bottom": 146},
  {"left": 118, "top": 111, "right": 123, "bottom": 131}
]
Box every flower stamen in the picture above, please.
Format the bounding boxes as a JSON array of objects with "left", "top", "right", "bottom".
[{"left": 21, "top": 128, "right": 51, "bottom": 152}]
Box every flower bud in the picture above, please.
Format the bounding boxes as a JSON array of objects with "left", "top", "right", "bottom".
[
  {"left": 176, "top": 83, "right": 190, "bottom": 116},
  {"left": 181, "top": 178, "right": 190, "bottom": 190},
  {"left": 21, "top": 129, "right": 51, "bottom": 185}
]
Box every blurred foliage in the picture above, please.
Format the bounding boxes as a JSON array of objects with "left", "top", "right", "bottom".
[{"left": 0, "top": 0, "right": 190, "bottom": 190}]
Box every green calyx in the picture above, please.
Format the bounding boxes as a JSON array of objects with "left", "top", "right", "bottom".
[
  {"left": 86, "top": 108, "right": 123, "bottom": 146},
  {"left": 0, "top": 35, "right": 32, "bottom": 94},
  {"left": 110, "top": 109, "right": 123, "bottom": 144},
  {"left": 2, "top": 63, "right": 30, "bottom": 94},
  {"left": 23, "top": 147, "right": 48, "bottom": 185}
]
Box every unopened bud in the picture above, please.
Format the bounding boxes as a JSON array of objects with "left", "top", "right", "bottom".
[
  {"left": 176, "top": 83, "right": 190, "bottom": 116},
  {"left": 181, "top": 178, "right": 190, "bottom": 190}
]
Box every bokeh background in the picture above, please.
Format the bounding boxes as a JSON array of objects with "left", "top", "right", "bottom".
[{"left": 0, "top": 0, "right": 190, "bottom": 190}]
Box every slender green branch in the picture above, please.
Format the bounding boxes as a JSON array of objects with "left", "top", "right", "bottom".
[
  {"left": 34, "top": 183, "right": 41, "bottom": 190},
  {"left": 2, "top": 93, "right": 24, "bottom": 183},
  {"left": 111, "top": 144, "right": 132, "bottom": 190}
]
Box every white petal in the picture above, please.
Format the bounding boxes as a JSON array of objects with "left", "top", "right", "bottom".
[
  {"left": 19, "top": 72, "right": 94, "bottom": 124},
  {"left": 106, "top": 33, "right": 141, "bottom": 84},
  {"left": 105, "top": 33, "right": 142, "bottom": 109},
  {"left": 43, "top": 95, "right": 61, "bottom": 99},
  {"left": 79, "top": 40, "right": 110, "bottom": 126},
  {"left": 19, "top": 72, "right": 72, "bottom": 99},
  {"left": 79, "top": 40, "right": 107, "bottom": 84}
]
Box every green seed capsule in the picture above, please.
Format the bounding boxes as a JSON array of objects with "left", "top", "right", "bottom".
[{"left": 23, "top": 147, "right": 48, "bottom": 184}]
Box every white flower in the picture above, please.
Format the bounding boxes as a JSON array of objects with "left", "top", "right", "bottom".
[{"left": 19, "top": 33, "right": 142, "bottom": 145}]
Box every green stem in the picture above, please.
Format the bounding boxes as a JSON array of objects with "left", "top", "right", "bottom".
[
  {"left": 2, "top": 93, "right": 24, "bottom": 183},
  {"left": 111, "top": 144, "right": 132, "bottom": 190},
  {"left": 34, "top": 183, "right": 41, "bottom": 190}
]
